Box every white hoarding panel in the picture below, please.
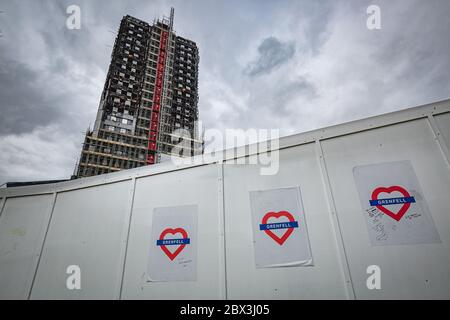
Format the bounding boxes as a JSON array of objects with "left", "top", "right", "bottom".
[
  {"left": 147, "top": 205, "right": 198, "bottom": 281},
  {"left": 353, "top": 160, "right": 440, "bottom": 246},
  {"left": 322, "top": 119, "right": 450, "bottom": 299},
  {"left": 224, "top": 144, "right": 348, "bottom": 299},
  {"left": 121, "top": 164, "right": 223, "bottom": 299},
  {"left": 249, "top": 187, "right": 313, "bottom": 268},
  {"left": 0, "top": 195, "right": 53, "bottom": 299},
  {"left": 30, "top": 181, "right": 132, "bottom": 299},
  {"left": 0, "top": 106, "right": 448, "bottom": 300}
]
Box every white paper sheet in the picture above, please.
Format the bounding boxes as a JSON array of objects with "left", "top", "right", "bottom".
[
  {"left": 249, "top": 187, "right": 313, "bottom": 268},
  {"left": 147, "top": 205, "right": 198, "bottom": 282},
  {"left": 353, "top": 160, "right": 441, "bottom": 246}
]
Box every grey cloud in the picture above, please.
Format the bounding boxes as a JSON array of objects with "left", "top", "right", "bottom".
[
  {"left": 274, "top": 78, "right": 317, "bottom": 116},
  {"left": 0, "top": 59, "right": 63, "bottom": 135},
  {"left": 245, "top": 37, "right": 295, "bottom": 76},
  {"left": 290, "top": 1, "right": 333, "bottom": 55}
]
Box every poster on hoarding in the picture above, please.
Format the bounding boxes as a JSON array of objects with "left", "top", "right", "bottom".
[
  {"left": 353, "top": 160, "right": 441, "bottom": 246},
  {"left": 147, "top": 205, "right": 198, "bottom": 282},
  {"left": 249, "top": 187, "right": 313, "bottom": 268}
]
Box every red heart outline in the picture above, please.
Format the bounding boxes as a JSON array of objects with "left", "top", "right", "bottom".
[
  {"left": 371, "top": 186, "right": 411, "bottom": 221},
  {"left": 159, "top": 227, "right": 188, "bottom": 261},
  {"left": 261, "top": 211, "right": 297, "bottom": 246}
]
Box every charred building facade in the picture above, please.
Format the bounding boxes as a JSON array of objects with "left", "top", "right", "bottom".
[{"left": 76, "top": 9, "right": 202, "bottom": 178}]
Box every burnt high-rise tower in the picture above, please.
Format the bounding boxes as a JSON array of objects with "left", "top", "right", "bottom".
[{"left": 76, "top": 9, "right": 202, "bottom": 178}]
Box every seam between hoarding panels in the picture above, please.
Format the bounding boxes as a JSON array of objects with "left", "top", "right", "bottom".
[
  {"left": 426, "top": 114, "right": 450, "bottom": 170},
  {"left": 0, "top": 197, "right": 6, "bottom": 220},
  {"left": 27, "top": 192, "right": 58, "bottom": 299},
  {"left": 119, "top": 177, "right": 137, "bottom": 300},
  {"left": 315, "top": 140, "right": 356, "bottom": 300},
  {"left": 217, "top": 163, "right": 228, "bottom": 300}
]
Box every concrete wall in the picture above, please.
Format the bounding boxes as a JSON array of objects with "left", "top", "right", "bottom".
[{"left": 0, "top": 100, "right": 449, "bottom": 299}]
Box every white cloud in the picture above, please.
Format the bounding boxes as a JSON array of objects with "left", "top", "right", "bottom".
[{"left": 0, "top": 125, "right": 79, "bottom": 183}]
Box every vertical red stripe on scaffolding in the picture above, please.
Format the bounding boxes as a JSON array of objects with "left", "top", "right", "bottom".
[{"left": 147, "top": 30, "right": 169, "bottom": 164}]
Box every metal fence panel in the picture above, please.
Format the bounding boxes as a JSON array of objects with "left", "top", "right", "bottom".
[
  {"left": 120, "top": 164, "right": 224, "bottom": 299},
  {"left": 29, "top": 181, "right": 132, "bottom": 299},
  {"left": 321, "top": 118, "right": 450, "bottom": 299},
  {"left": 223, "top": 144, "right": 349, "bottom": 299},
  {"left": 0, "top": 195, "right": 54, "bottom": 299}
]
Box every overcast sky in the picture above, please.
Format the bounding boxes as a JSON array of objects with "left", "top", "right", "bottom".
[{"left": 0, "top": 0, "right": 449, "bottom": 184}]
